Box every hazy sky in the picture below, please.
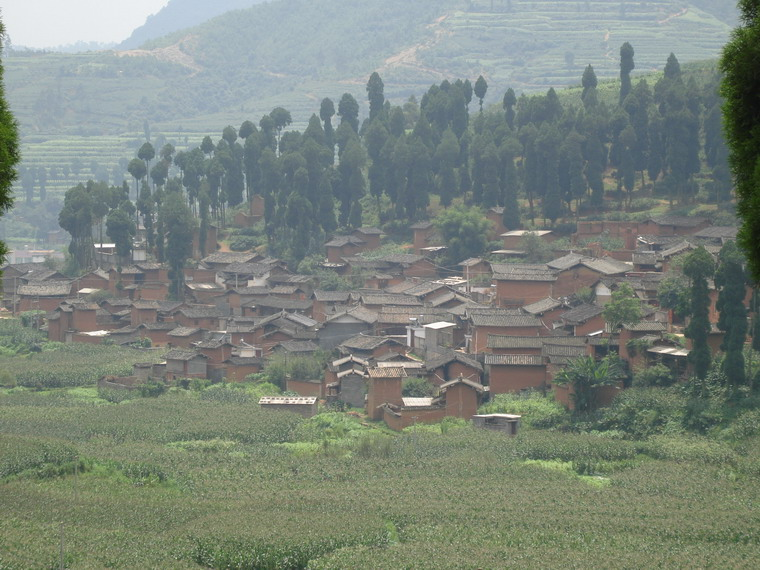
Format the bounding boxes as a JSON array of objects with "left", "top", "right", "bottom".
[{"left": 2, "top": 1, "right": 170, "bottom": 49}]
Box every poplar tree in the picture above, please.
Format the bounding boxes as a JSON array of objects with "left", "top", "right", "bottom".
[
  {"left": 683, "top": 246, "right": 716, "bottom": 379},
  {"left": 715, "top": 241, "right": 748, "bottom": 389},
  {"left": 619, "top": 42, "right": 635, "bottom": 105}
]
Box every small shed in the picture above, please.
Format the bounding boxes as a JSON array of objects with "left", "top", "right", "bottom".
[
  {"left": 259, "top": 396, "right": 318, "bottom": 418},
  {"left": 471, "top": 413, "right": 521, "bottom": 435}
]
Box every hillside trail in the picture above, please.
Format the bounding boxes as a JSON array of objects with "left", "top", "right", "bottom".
[{"left": 375, "top": 14, "right": 453, "bottom": 80}]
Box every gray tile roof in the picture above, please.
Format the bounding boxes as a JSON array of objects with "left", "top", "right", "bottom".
[
  {"left": 470, "top": 311, "right": 541, "bottom": 328},
  {"left": 313, "top": 290, "right": 352, "bottom": 302},
  {"left": 17, "top": 281, "right": 72, "bottom": 297},
  {"left": 178, "top": 306, "right": 226, "bottom": 319},
  {"left": 164, "top": 349, "right": 206, "bottom": 361},
  {"left": 426, "top": 351, "right": 483, "bottom": 373},
  {"left": 168, "top": 326, "right": 203, "bottom": 337},
  {"left": 548, "top": 253, "right": 587, "bottom": 270},
  {"left": 325, "top": 235, "right": 365, "bottom": 247},
  {"left": 693, "top": 226, "right": 738, "bottom": 240},
  {"left": 581, "top": 257, "right": 631, "bottom": 275},
  {"left": 484, "top": 354, "right": 545, "bottom": 366},
  {"left": 276, "top": 340, "right": 320, "bottom": 353},
  {"left": 360, "top": 293, "right": 423, "bottom": 306},
  {"left": 491, "top": 263, "right": 558, "bottom": 281},
  {"left": 522, "top": 297, "right": 562, "bottom": 315},
  {"left": 486, "top": 335, "right": 544, "bottom": 349},
  {"left": 202, "top": 252, "right": 260, "bottom": 265},
  {"left": 247, "top": 296, "right": 312, "bottom": 311},
  {"left": 560, "top": 303, "right": 604, "bottom": 325},
  {"left": 624, "top": 320, "right": 667, "bottom": 332},
  {"left": 339, "top": 334, "right": 400, "bottom": 351},
  {"left": 649, "top": 215, "right": 708, "bottom": 227}
]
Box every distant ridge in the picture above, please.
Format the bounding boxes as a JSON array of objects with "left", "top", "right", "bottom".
[{"left": 118, "top": 0, "right": 269, "bottom": 50}]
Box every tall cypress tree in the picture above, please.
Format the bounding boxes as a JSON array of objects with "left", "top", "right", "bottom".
[
  {"left": 619, "top": 42, "right": 635, "bottom": 105},
  {"left": 715, "top": 241, "right": 748, "bottom": 389},
  {"left": 684, "top": 246, "right": 716, "bottom": 379}
]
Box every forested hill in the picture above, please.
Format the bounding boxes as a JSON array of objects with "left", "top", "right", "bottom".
[
  {"left": 118, "top": 0, "right": 268, "bottom": 50},
  {"left": 6, "top": 0, "right": 737, "bottom": 139}
]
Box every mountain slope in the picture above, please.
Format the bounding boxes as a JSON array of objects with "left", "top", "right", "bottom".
[{"left": 118, "top": 0, "right": 268, "bottom": 50}]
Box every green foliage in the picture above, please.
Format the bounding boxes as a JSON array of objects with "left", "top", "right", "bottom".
[
  {"left": 478, "top": 391, "right": 569, "bottom": 429},
  {"left": 434, "top": 205, "right": 493, "bottom": 266},
  {"left": 0, "top": 317, "right": 46, "bottom": 355},
  {"left": 633, "top": 363, "right": 677, "bottom": 387},
  {"left": 0, "top": 434, "right": 78, "bottom": 479},
  {"left": 554, "top": 355, "right": 626, "bottom": 413},
  {"left": 599, "top": 387, "right": 686, "bottom": 438},
  {"left": 0, "top": 343, "right": 163, "bottom": 388},
  {"left": 402, "top": 376, "right": 436, "bottom": 398},
  {"left": 603, "top": 283, "right": 643, "bottom": 332}
]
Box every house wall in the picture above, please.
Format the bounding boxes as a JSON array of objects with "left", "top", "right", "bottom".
[
  {"left": 553, "top": 266, "right": 601, "bottom": 298},
  {"left": 495, "top": 280, "right": 553, "bottom": 308},
  {"left": 573, "top": 315, "right": 606, "bottom": 336},
  {"left": 18, "top": 296, "right": 66, "bottom": 313},
  {"left": 224, "top": 362, "right": 262, "bottom": 382},
  {"left": 472, "top": 325, "right": 540, "bottom": 354},
  {"left": 366, "top": 377, "right": 403, "bottom": 420},
  {"left": 488, "top": 364, "right": 547, "bottom": 394},
  {"left": 72, "top": 308, "right": 98, "bottom": 331},
  {"left": 286, "top": 378, "right": 323, "bottom": 398},
  {"left": 428, "top": 362, "right": 481, "bottom": 385},
  {"left": 383, "top": 406, "right": 448, "bottom": 431},
  {"left": 444, "top": 383, "right": 480, "bottom": 419},
  {"left": 553, "top": 382, "right": 622, "bottom": 410},
  {"left": 339, "top": 375, "right": 367, "bottom": 408},
  {"left": 403, "top": 260, "right": 437, "bottom": 279}
]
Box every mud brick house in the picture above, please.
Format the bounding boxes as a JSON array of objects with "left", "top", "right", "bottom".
[
  {"left": 618, "top": 320, "right": 668, "bottom": 366},
  {"left": 321, "top": 306, "right": 378, "bottom": 349},
  {"left": 285, "top": 377, "right": 323, "bottom": 398},
  {"left": 366, "top": 366, "right": 407, "bottom": 420},
  {"left": 425, "top": 351, "right": 483, "bottom": 385},
  {"left": 640, "top": 215, "right": 711, "bottom": 237},
  {"left": 233, "top": 194, "right": 264, "bottom": 227},
  {"left": 374, "top": 306, "right": 453, "bottom": 336},
  {"left": 325, "top": 235, "right": 368, "bottom": 263},
  {"left": 134, "top": 322, "right": 178, "bottom": 347},
  {"left": 311, "top": 290, "right": 353, "bottom": 322},
  {"left": 164, "top": 349, "right": 208, "bottom": 380},
  {"left": 467, "top": 309, "right": 543, "bottom": 353},
  {"left": 200, "top": 251, "right": 262, "bottom": 272},
  {"left": 486, "top": 206, "right": 507, "bottom": 239},
  {"left": 556, "top": 303, "right": 606, "bottom": 336},
  {"left": 223, "top": 356, "right": 264, "bottom": 382},
  {"left": 272, "top": 339, "right": 320, "bottom": 358},
  {"left": 459, "top": 258, "right": 491, "bottom": 280},
  {"left": 549, "top": 255, "right": 631, "bottom": 297},
  {"left": 77, "top": 268, "right": 110, "bottom": 292},
  {"left": 174, "top": 305, "right": 227, "bottom": 330},
  {"left": 574, "top": 220, "right": 641, "bottom": 246},
  {"left": 521, "top": 297, "right": 567, "bottom": 326},
  {"left": 47, "top": 300, "right": 107, "bottom": 342},
  {"left": 186, "top": 282, "right": 226, "bottom": 304},
  {"left": 218, "top": 260, "right": 284, "bottom": 289},
  {"left": 194, "top": 338, "right": 235, "bottom": 365},
  {"left": 410, "top": 221, "right": 440, "bottom": 254},
  {"left": 380, "top": 376, "right": 486, "bottom": 431},
  {"left": 131, "top": 301, "right": 160, "bottom": 326},
  {"left": 254, "top": 311, "right": 320, "bottom": 353},
  {"left": 692, "top": 225, "right": 738, "bottom": 245},
  {"left": 500, "top": 229, "right": 555, "bottom": 251},
  {"left": 17, "top": 280, "right": 74, "bottom": 312},
  {"left": 166, "top": 326, "right": 205, "bottom": 348},
  {"left": 337, "top": 334, "right": 406, "bottom": 359},
  {"left": 491, "top": 263, "right": 558, "bottom": 308},
  {"left": 0, "top": 263, "right": 49, "bottom": 305},
  {"left": 381, "top": 254, "right": 438, "bottom": 279},
  {"left": 359, "top": 292, "right": 423, "bottom": 312},
  {"left": 325, "top": 355, "right": 369, "bottom": 406},
  {"left": 472, "top": 413, "right": 521, "bottom": 435},
  {"left": 214, "top": 286, "right": 269, "bottom": 316},
  {"left": 485, "top": 354, "right": 547, "bottom": 394},
  {"left": 352, "top": 227, "right": 383, "bottom": 249}
]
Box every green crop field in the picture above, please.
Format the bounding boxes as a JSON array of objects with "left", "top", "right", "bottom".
[{"left": 1, "top": 387, "right": 760, "bottom": 568}]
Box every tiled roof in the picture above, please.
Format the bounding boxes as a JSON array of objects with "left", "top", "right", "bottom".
[
  {"left": 339, "top": 334, "right": 400, "bottom": 351},
  {"left": 624, "top": 320, "right": 667, "bottom": 332},
  {"left": 194, "top": 339, "right": 231, "bottom": 349},
  {"left": 693, "top": 226, "right": 738, "bottom": 240},
  {"left": 247, "top": 296, "right": 312, "bottom": 311},
  {"left": 381, "top": 253, "right": 426, "bottom": 265},
  {"left": 560, "top": 303, "right": 604, "bottom": 324},
  {"left": 470, "top": 311, "right": 541, "bottom": 328},
  {"left": 354, "top": 227, "right": 384, "bottom": 235},
  {"left": 426, "top": 351, "right": 483, "bottom": 373},
  {"left": 522, "top": 297, "right": 562, "bottom": 315},
  {"left": 139, "top": 322, "right": 177, "bottom": 331},
  {"left": 326, "top": 305, "right": 378, "bottom": 325},
  {"left": 231, "top": 286, "right": 271, "bottom": 296},
  {"left": 17, "top": 281, "right": 72, "bottom": 296},
  {"left": 660, "top": 241, "right": 696, "bottom": 259},
  {"left": 276, "top": 340, "right": 319, "bottom": 353},
  {"left": 360, "top": 293, "right": 423, "bottom": 306},
  {"left": 223, "top": 261, "right": 276, "bottom": 275},
  {"left": 484, "top": 354, "right": 545, "bottom": 366},
  {"left": 164, "top": 349, "right": 206, "bottom": 361},
  {"left": 178, "top": 306, "right": 226, "bottom": 319},
  {"left": 367, "top": 366, "right": 407, "bottom": 378},
  {"left": 168, "top": 326, "right": 202, "bottom": 337},
  {"left": 548, "top": 253, "right": 586, "bottom": 270},
  {"left": 202, "top": 252, "right": 259, "bottom": 265},
  {"left": 313, "top": 290, "right": 352, "bottom": 302},
  {"left": 491, "top": 263, "right": 558, "bottom": 281},
  {"left": 325, "top": 235, "right": 365, "bottom": 247},
  {"left": 649, "top": 215, "right": 708, "bottom": 227},
  {"left": 581, "top": 257, "right": 631, "bottom": 275},
  {"left": 402, "top": 281, "right": 447, "bottom": 298},
  {"left": 486, "top": 335, "right": 544, "bottom": 349}
]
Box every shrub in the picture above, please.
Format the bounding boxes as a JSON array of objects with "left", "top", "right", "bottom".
[
  {"left": 633, "top": 363, "right": 677, "bottom": 387},
  {"left": 599, "top": 387, "right": 685, "bottom": 438},
  {"left": 478, "top": 391, "right": 569, "bottom": 429},
  {"left": 402, "top": 376, "right": 436, "bottom": 398}
]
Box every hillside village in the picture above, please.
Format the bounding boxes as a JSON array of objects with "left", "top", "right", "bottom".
[{"left": 1, "top": 207, "right": 738, "bottom": 429}]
